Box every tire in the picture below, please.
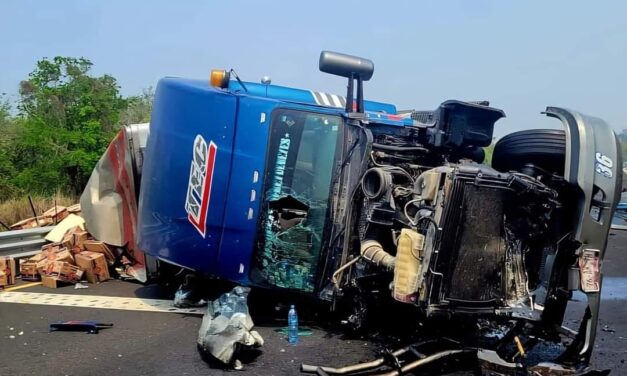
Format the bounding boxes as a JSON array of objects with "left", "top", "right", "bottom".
[{"left": 492, "top": 129, "right": 566, "bottom": 175}]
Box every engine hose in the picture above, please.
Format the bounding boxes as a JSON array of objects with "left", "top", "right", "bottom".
[
  {"left": 361, "top": 240, "right": 395, "bottom": 271},
  {"left": 372, "top": 143, "right": 429, "bottom": 153}
]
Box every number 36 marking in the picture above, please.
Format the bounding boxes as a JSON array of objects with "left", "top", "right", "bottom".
[{"left": 595, "top": 152, "right": 613, "bottom": 178}]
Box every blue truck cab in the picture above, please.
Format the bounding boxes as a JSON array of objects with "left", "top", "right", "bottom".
[{"left": 137, "top": 61, "right": 404, "bottom": 292}]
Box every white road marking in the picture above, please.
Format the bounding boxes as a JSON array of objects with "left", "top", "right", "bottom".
[{"left": 0, "top": 291, "right": 206, "bottom": 315}]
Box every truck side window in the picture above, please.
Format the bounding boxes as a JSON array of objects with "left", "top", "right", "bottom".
[{"left": 253, "top": 109, "right": 342, "bottom": 292}]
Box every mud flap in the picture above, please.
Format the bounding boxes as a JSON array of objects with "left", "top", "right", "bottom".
[{"left": 544, "top": 107, "right": 623, "bottom": 364}]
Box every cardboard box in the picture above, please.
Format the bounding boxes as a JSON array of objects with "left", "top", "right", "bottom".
[
  {"left": 0, "top": 271, "right": 9, "bottom": 289},
  {"left": 42, "top": 261, "right": 83, "bottom": 283},
  {"left": 42, "top": 205, "right": 69, "bottom": 222},
  {"left": 83, "top": 240, "right": 116, "bottom": 261},
  {"left": 58, "top": 262, "right": 83, "bottom": 282},
  {"left": 9, "top": 216, "right": 53, "bottom": 230},
  {"left": 62, "top": 233, "right": 75, "bottom": 251},
  {"left": 0, "top": 256, "right": 16, "bottom": 287},
  {"left": 19, "top": 260, "right": 41, "bottom": 281},
  {"left": 54, "top": 249, "right": 74, "bottom": 264},
  {"left": 67, "top": 203, "right": 81, "bottom": 214},
  {"left": 75, "top": 251, "right": 110, "bottom": 283},
  {"left": 73, "top": 230, "right": 89, "bottom": 252},
  {"left": 28, "top": 251, "right": 47, "bottom": 263},
  {"left": 41, "top": 243, "right": 63, "bottom": 254},
  {"left": 36, "top": 249, "right": 74, "bottom": 273},
  {"left": 41, "top": 275, "right": 71, "bottom": 289}
]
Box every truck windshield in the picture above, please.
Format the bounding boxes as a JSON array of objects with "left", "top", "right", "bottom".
[{"left": 253, "top": 109, "right": 342, "bottom": 292}]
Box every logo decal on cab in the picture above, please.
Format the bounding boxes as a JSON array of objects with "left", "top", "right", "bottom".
[{"left": 185, "top": 135, "right": 217, "bottom": 237}]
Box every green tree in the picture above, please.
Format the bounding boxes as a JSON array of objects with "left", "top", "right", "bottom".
[
  {"left": 483, "top": 143, "right": 495, "bottom": 165},
  {"left": 13, "top": 57, "right": 128, "bottom": 195},
  {"left": 0, "top": 96, "right": 18, "bottom": 198},
  {"left": 119, "top": 86, "right": 154, "bottom": 125}
]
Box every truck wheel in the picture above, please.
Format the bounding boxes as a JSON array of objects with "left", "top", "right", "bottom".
[{"left": 492, "top": 129, "right": 566, "bottom": 175}]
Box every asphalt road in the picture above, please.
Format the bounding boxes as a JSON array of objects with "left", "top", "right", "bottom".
[{"left": 1, "top": 231, "right": 625, "bottom": 376}]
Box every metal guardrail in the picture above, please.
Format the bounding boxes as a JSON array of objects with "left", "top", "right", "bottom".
[{"left": 0, "top": 227, "right": 52, "bottom": 258}]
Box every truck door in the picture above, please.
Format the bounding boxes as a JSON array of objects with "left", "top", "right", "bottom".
[{"left": 137, "top": 78, "right": 237, "bottom": 274}]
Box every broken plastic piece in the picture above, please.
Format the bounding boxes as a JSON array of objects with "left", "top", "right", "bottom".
[
  {"left": 513, "top": 336, "right": 526, "bottom": 359},
  {"left": 173, "top": 279, "right": 207, "bottom": 308},
  {"left": 49, "top": 320, "right": 113, "bottom": 334}
]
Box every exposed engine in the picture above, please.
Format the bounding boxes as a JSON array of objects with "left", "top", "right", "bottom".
[
  {"left": 359, "top": 162, "right": 558, "bottom": 316},
  {"left": 335, "top": 101, "right": 570, "bottom": 324}
]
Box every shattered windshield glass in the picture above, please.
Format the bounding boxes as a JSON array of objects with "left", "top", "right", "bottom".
[{"left": 253, "top": 109, "right": 342, "bottom": 292}]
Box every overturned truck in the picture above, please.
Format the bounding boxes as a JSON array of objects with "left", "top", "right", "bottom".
[{"left": 84, "top": 52, "right": 622, "bottom": 375}]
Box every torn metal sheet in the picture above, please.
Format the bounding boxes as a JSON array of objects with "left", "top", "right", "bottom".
[{"left": 80, "top": 124, "right": 149, "bottom": 282}]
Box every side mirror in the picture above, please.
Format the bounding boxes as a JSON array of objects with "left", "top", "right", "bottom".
[
  {"left": 319, "top": 51, "right": 374, "bottom": 81},
  {"left": 319, "top": 51, "right": 374, "bottom": 114}
]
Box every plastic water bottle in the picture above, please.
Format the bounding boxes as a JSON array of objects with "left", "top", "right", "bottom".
[{"left": 288, "top": 304, "right": 299, "bottom": 344}]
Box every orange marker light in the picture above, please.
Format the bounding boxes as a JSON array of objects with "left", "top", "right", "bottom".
[{"left": 210, "top": 69, "right": 230, "bottom": 88}]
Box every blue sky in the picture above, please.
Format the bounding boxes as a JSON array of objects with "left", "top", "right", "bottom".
[{"left": 1, "top": 0, "right": 625, "bottom": 137}]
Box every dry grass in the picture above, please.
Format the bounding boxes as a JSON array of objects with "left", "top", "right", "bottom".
[{"left": 0, "top": 193, "right": 77, "bottom": 230}]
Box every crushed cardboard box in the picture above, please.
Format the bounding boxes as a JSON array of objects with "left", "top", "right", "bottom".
[
  {"left": 1, "top": 257, "right": 17, "bottom": 288},
  {"left": 9, "top": 216, "right": 54, "bottom": 230},
  {"left": 84, "top": 240, "right": 116, "bottom": 261},
  {"left": 41, "top": 205, "right": 69, "bottom": 223},
  {"left": 9, "top": 204, "right": 80, "bottom": 230},
  {"left": 76, "top": 251, "right": 110, "bottom": 283},
  {"left": 67, "top": 203, "right": 81, "bottom": 214},
  {"left": 45, "top": 214, "right": 85, "bottom": 243},
  {"left": 42, "top": 261, "right": 83, "bottom": 282}
]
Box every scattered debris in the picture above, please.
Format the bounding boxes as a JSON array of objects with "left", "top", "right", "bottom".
[
  {"left": 7, "top": 208, "right": 144, "bottom": 287},
  {"left": 74, "top": 283, "right": 89, "bottom": 289},
  {"left": 49, "top": 320, "right": 113, "bottom": 334},
  {"left": 275, "top": 327, "right": 314, "bottom": 336},
  {"left": 7, "top": 204, "right": 80, "bottom": 230},
  {"left": 197, "top": 286, "right": 263, "bottom": 369},
  {"left": 173, "top": 274, "right": 208, "bottom": 308},
  {"left": 302, "top": 341, "right": 469, "bottom": 375},
  {"left": 233, "top": 359, "right": 243, "bottom": 370},
  {"left": 9, "top": 216, "right": 52, "bottom": 230},
  {"left": 173, "top": 288, "right": 207, "bottom": 308},
  {"left": 602, "top": 325, "right": 616, "bottom": 334}
]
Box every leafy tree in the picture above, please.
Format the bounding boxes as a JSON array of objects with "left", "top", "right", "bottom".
[
  {"left": 0, "top": 97, "right": 18, "bottom": 198},
  {"left": 483, "top": 143, "right": 495, "bottom": 165},
  {"left": 119, "top": 86, "right": 154, "bottom": 125},
  {"left": 13, "top": 57, "right": 128, "bottom": 195}
]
